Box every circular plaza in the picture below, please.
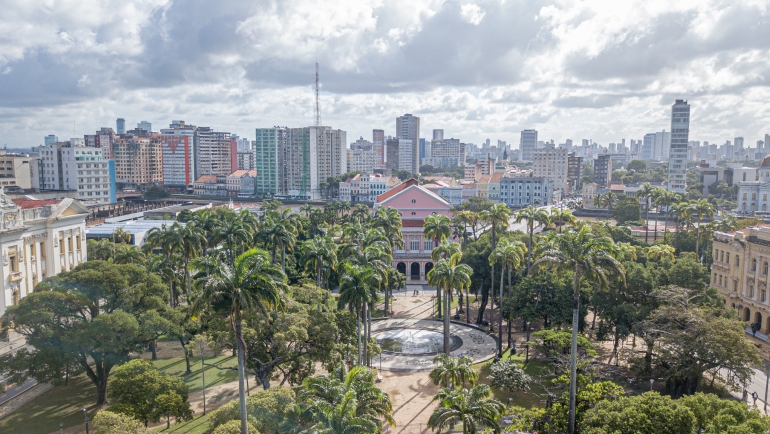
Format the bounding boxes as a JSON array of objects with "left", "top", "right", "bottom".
[{"left": 371, "top": 318, "right": 498, "bottom": 371}]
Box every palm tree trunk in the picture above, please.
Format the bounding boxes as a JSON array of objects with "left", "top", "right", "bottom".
[
  {"left": 527, "top": 226, "right": 533, "bottom": 273},
  {"left": 281, "top": 244, "right": 286, "bottom": 271},
  {"left": 696, "top": 219, "right": 701, "bottom": 259},
  {"left": 356, "top": 311, "right": 362, "bottom": 366},
  {"left": 466, "top": 287, "right": 470, "bottom": 324},
  {"left": 663, "top": 211, "right": 670, "bottom": 245},
  {"left": 645, "top": 198, "right": 650, "bottom": 244},
  {"left": 362, "top": 304, "right": 368, "bottom": 366},
  {"left": 568, "top": 270, "right": 580, "bottom": 434},
  {"left": 233, "top": 317, "right": 248, "bottom": 434},
  {"left": 498, "top": 264, "right": 505, "bottom": 358},
  {"left": 435, "top": 236, "right": 441, "bottom": 319},
  {"left": 653, "top": 209, "right": 659, "bottom": 242},
  {"left": 444, "top": 286, "right": 451, "bottom": 356}
]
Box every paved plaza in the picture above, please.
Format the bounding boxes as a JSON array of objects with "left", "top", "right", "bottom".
[{"left": 371, "top": 318, "right": 498, "bottom": 371}]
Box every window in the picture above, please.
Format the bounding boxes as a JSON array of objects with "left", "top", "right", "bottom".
[
  {"left": 411, "top": 199, "right": 416, "bottom": 203},
  {"left": 720, "top": 251, "right": 724, "bottom": 262},
  {"left": 752, "top": 259, "right": 757, "bottom": 271},
  {"left": 763, "top": 289, "right": 768, "bottom": 302},
  {"left": 410, "top": 237, "right": 420, "bottom": 251},
  {"left": 40, "top": 241, "right": 46, "bottom": 258},
  {"left": 60, "top": 238, "right": 65, "bottom": 255},
  {"left": 736, "top": 255, "right": 740, "bottom": 267},
  {"left": 726, "top": 253, "right": 730, "bottom": 264},
  {"left": 764, "top": 262, "right": 768, "bottom": 276},
  {"left": 9, "top": 254, "right": 17, "bottom": 273},
  {"left": 76, "top": 235, "right": 81, "bottom": 251},
  {"left": 424, "top": 239, "right": 433, "bottom": 251},
  {"left": 734, "top": 281, "right": 739, "bottom": 293},
  {"left": 719, "top": 275, "right": 722, "bottom": 286},
  {"left": 750, "top": 286, "right": 755, "bottom": 298}
]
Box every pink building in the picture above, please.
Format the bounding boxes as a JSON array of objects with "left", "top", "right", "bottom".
[{"left": 374, "top": 179, "right": 453, "bottom": 283}]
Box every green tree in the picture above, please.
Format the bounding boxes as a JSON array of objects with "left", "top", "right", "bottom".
[
  {"left": 690, "top": 199, "right": 714, "bottom": 258},
  {"left": 424, "top": 213, "right": 453, "bottom": 317},
  {"left": 489, "top": 238, "right": 526, "bottom": 357},
  {"left": 611, "top": 195, "right": 642, "bottom": 225},
  {"left": 514, "top": 206, "right": 548, "bottom": 272},
  {"left": 207, "top": 387, "right": 296, "bottom": 434},
  {"left": 636, "top": 183, "right": 656, "bottom": 243},
  {"left": 338, "top": 265, "right": 379, "bottom": 365},
  {"left": 112, "top": 244, "right": 146, "bottom": 265},
  {"left": 92, "top": 411, "right": 146, "bottom": 434},
  {"left": 109, "top": 359, "right": 192, "bottom": 427},
  {"left": 530, "top": 227, "right": 625, "bottom": 434},
  {"left": 428, "top": 253, "right": 473, "bottom": 355},
  {"left": 0, "top": 261, "right": 166, "bottom": 405},
  {"left": 191, "top": 249, "right": 288, "bottom": 434},
  {"left": 626, "top": 160, "right": 647, "bottom": 172},
  {"left": 487, "top": 360, "right": 531, "bottom": 393},
  {"left": 429, "top": 354, "right": 479, "bottom": 389},
  {"left": 212, "top": 420, "right": 260, "bottom": 434},
  {"left": 87, "top": 238, "right": 116, "bottom": 261},
  {"left": 427, "top": 385, "right": 504, "bottom": 434}
]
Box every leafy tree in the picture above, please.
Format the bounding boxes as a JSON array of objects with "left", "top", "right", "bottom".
[
  {"left": 109, "top": 359, "right": 192, "bottom": 427},
  {"left": 690, "top": 199, "right": 714, "bottom": 258},
  {"left": 639, "top": 286, "right": 760, "bottom": 396},
  {"left": 92, "top": 411, "right": 146, "bottom": 434},
  {"left": 144, "top": 185, "right": 170, "bottom": 199},
  {"left": 0, "top": 261, "right": 166, "bottom": 405},
  {"left": 504, "top": 271, "right": 574, "bottom": 331},
  {"left": 514, "top": 206, "right": 548, "bottom": 271},
  {"left": 429, "top": 354, "right": 479, "bottom": 389},
  {"left": 611, "top": 195, "right": 642, "bottom": 225},
  {"left": 530, "top": 329, "right": 597, "bottom": 361},
  {"left": 428, "top": 385, "right": 504, "bottom": 434},
  {"left": 87, "top": 238, "right": 116, "bottom": 260},
  {"left": 207, "top": 387, "right": 296, "bottom": 434},
  {"left": 487, "top": 360, "right": 531, "bottom": 393},
  {"left": 530, "top": 226, "right": 624, "bottom": 434},
  {"left": 626, "top": 160, "right": 647, "bottom": 172},
  {"left": 212, "top": 420, "right": 260, "bottom": 434},
  {"left": 191, "top": 248, "right": 288, "bottom": 434}
]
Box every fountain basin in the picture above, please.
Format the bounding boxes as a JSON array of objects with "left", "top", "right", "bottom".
[{"left": 374, "top": 328, "right": 461, "bottom": 355}]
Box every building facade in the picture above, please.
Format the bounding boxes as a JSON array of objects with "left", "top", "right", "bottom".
[
  {"left": 520, "top": 129, "right": 538, "bottom": 162},
  {"left": 567, "top": 153, "right": 583, "bottom": 193},
  {"left": 112, "top": 131, "right": 163, "bottom": 185},
  {"left": 0, "top": 151, "right": 37, "bottom": 190},
  {"left": 668, "top": 100, "right": 690, "bottom": 193},
  {"left": 499, "top": 176, "right": 554, "bottom": 208},
  {"left": 396, "top": 114, "right": 420, "bottom": 174},
  {"left": 738, "top": 156, "right": 770, "bottom": 213},
  {"left": 594, "top": 154, "right": 612, "bottom": 188},
  {"left": 34, "top": 140, "right": 115, "bottom": 204},
  {"left": 84, "top": 127, "right": 115, "bottom": 159},
  {"left": 0, "top": 193, "right": 88, "bottom": 314},
  {"left": 427, "top": 138, "right": 465, "bottom": 168},
  {"left": 237, "top": 149, "right": 255, "bottom": 171},
  {"left": 533, "top": 147, "right": 568, "bottom": 196},
  {"left": 347, "top": 147, "right": 379, "bottom": 174},
  {"left": 196, "top": 127, "right": 234, "bottom": 178},
  {"left": 161, "top": 121, "right": 197, "bottom": 187}
]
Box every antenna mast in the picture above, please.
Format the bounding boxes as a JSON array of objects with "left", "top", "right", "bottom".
[{"left": 314, "top": 62, "right": 321, "bottom": 126}]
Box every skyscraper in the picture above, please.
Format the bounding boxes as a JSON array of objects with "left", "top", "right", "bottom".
[
  {"left": 137, "top": 121, "right": 152, "bottom": 133},
  {"left": 396, "top": 114, "right": 420, "bottom": 174},
  {"left": 520, "top": 129, "right": 538, "bottom": 161},
  {"left": 734, "top": 137, "right": 744, "bottom": 150},
  {"left": 116, "top": 118, "right": 125, "bottom": 135},
  {"left": 161, "top": 120, "right": 197, "bottom": 187},
  {"left": 668, "top": 100, "right": 690, "bottom": 193},
  {"left": 433, "top": 129, "right": 444, "bottom": 141}
]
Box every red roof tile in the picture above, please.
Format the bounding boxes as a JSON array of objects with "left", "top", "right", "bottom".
[
  {"left": 376, "top": 178, "right": 418, "bottom": 202},
  {"left": 12, "top": 198, "right": 61, "bottom": 210}
]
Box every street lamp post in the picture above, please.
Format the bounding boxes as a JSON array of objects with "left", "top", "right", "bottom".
[
  {"left": 649, "top": 379, "right": 654, "bottom": 391},
  {"left": 83, "top": 408, "right": 89, "bottom": 434},
  {"left": 764, "top": 361, "right": 770, "bottom": 414},
  {"left": 59, "top": 422, "right": 63, "bottom": 434}
]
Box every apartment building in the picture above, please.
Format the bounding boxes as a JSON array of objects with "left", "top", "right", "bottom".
[
  {"left": 499, "top": 176, "right": 554, "bottom": 207},
  {"left": 161, "top": 121, "right": 198, "bottom": 187},
  {"left": 347, "top": 146, "right": 379, "bottom": 174},
  {"left": 567, "top": 153, "right": 583, "bottom": 193},
  {"left": 33, "top": 140, "right": 116, "bottom": 204},
  {"left": 237, "top": 149, "right": 255, "bottom": 171},
  {"left": 196, "top": 127, "right": 235, "bottom": 178},
  {"left": 426, "top": 138, "right": 466, "bottom": 168},
  {"left": 0, "top": 193, "right": 88, "bottom": 314},
  {"left": 0, "top": 151, "right": 37, "bottom": 189},
  {"left": 112, "top": 130, "right": 163, "bottom": 185},
  {"left": 533, "top": 147, "right": 569, "bottom": 196},
  {"left": 594, "top": 154, "right": 612, "bottom": 188},
  {"left": 84, "top": 127, "right": 115, "bottom": 159}
]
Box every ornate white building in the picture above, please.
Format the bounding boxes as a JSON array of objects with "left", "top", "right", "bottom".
[
  {"left": 0, "top": 188, "right": 88, "bottom": 314},
  {"left": 737, "top": 156, "right": 770, "bottom": 214}
]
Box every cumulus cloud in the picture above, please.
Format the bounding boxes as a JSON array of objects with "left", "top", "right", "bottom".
[{"left": 0, "top": 0, "right": 769, "bottom": 148}]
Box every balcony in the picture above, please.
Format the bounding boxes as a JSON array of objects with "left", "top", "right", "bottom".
[{"left": 9, "top": 272, "right": 22, "bottom": 282}]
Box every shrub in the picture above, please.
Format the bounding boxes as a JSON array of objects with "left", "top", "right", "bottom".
[
  {"left": 488, "top": 360, "right": 531, "bottom": 392},
  {"left": 92, "top": 411, "right": 145, "bottom": 434},
  {"left": 212, "top": 420, "right": 260, "bottom": 434},
  {"left": 207, "top": 387, "right": 296, "bottom": 433}
]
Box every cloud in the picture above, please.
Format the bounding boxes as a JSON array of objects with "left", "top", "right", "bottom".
[
  {"left": 0, "top": 0, "right": 769, "bottom": 148},
  {"left": 460, "top": 4, "right": 485, "bottom": 25}
]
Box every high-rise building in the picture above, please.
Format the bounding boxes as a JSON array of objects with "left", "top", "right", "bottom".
[
  {"left": 112, "top": 130, "right": 163, "bottom": 185},
  {"left": 667, "top": 100, "right": 690, "bottom": 193},
  {"left": 735, "top": 137, "right": 744, "bottom": 150},
  {"left": 0, "top": 150, "right": 37, "bottom": 189},
  {"left": 655, "top": 130, "right": 671, "bottom": 160},
  {"left": 533, "top": 147, "right": 569, "bottom": 195},
  {"left": 161, "top": 121, "right": 197, "bottom": 187},
  {"left": 385, "top": 138, "right": 414, "bottom": 173},
  {"left": 347, "top": 147, "right": 379, "bottom": 174},
  {"left": 116, "top": 118, "right": 125, "bottom": 135},
  {"left": 764, "top": 134, "right": 770, "bottom": 154},
  {"left": 433, "top": 129, "right": 444, "bottom": 141},
  {"left": 641, "top": 133, "right": 656, "bottom": 160},
  {"left": 373, "top": 129, "right": 385, "bottom": 164},
  {"left": 33, "top": 139, "right": 115, "bottom": 204},
  {"left": 520, "top": 129, "right": 538, "bottom": 161},
  {"left": 237, "top": 149, "right": 255, "bottom": 171},
  {"left": 196, "top": 127, "right": 234, "bottom": 178},
  {"left": 396, "top": 114, "right": 420, "bottom": 173},
  {"left": 84, "top": 127, "right": 116, "bottom": 159},
  {"left": 419, "top": 138, "right": 427, "bottom": 165},
  {"left": 594, "top": 154, "right": 612, "bottom": 188},
  {"left": 567, "top": 153, "right": 583, "bottom": 193},
  {"left": 137, "top": 121, "right": 152, "bottom": 133},
  {"left": 254, "top": 126, "right": 346, "bottom": 199},
  {"left": 427, "top": 138, "right": 465, "bottom": 168}
]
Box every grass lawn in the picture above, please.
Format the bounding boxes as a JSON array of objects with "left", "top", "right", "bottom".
[
  {"left": 475, "top": 350, "right": 553, "bottom": 409},
  {"left": 152, "top": 355, "right": 239, "bottom": 393},
  {"left": 0, "top": 375, "right": 100, "bottom": 434},
  {"left": 153, "top": 412, "right": 213, "bottom": 433}
]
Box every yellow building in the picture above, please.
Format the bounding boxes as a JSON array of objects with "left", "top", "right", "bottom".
[{"left": 712, "top": 226, "right": 770, "bottom": 333}]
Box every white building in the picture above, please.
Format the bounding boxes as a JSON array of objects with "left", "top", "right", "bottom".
[
  {"left": 426, "top": 138, "right": 466, "bottom": 168},
  {"left": 738, "top": 156, "right": 770, "bottom": 213},
  {"left": 226, "top": 170, "right": 257, "bottom": 196},
  {"left": 0, "top": 151, "right": 37, "bottom": 190},
  {"left": 237, "top": 149, "right": 255, "bottom": 171},
  {"left": 368, "top": 174, "right": 400, "bottom": 202},
  {"left": 0, "top": 192, "right": 88, "bottom": 314},
  {"left": 533, "top": 147, "right": 568, "bottom": 196},
  {"left": 347, "top": 147, "right": 379, "bottom": 174},
  {"left": 196, "top": 127, "right": 234, "bottom": 178},
  {"left": 161, "top": 121, "right": 198, "bottom": 187},
  {"left": 499, "top": 176, "right": 554, "bottom": 208},
  {"left": 33, "top": 140, "right": 115, "bottom": 205},
  {"left": 668, "top": 100, "right": 690, "bottom": 193}
]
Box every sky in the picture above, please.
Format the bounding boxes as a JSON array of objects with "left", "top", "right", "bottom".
[{"left": 1, "top": 0, "right": 770, "bottom": 149}]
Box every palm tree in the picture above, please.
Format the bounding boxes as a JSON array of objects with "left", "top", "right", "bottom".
[
  {"left": 111, "top": 227, "right": 132, "bottom": 244},
  {"left": 594, "top": 191, "right": 617, "bottom": 212},
  {"left": 424, "top": 214, "right": 452, "bottom": 317},
  {"left": 175, "top": 223, "right": 206, "bottom": 301},
  {"left": 303, "top": 364, "right": 395, "bottom": 430},
  {"left": 514, "top": 206, "right": 548, "bottom": 271},
  {"left": 428, "top": 253, "right": 473, "bottom": 355},
  {"left": 690, "top": 199, "right": 714, "bottom": 259},
  {"left": 300, "top": 203, "right": 314, "bottom": 218},
  {"left": 656, "top": 190, "right": 680, "bottom": 244},
  {"left": 427, "top": 385, "right": 504, "bottom": 434},
  {"left": 530, "top": 226, "right": 625, "bottom": 434},
  {"left": 384, "top": 267, "right": 406, "bottom": 317},
  {"left": 550, "top": 207, "right": 577, "bottom": 233},
  {"left": 712, "top": 213, "right": 739, "bottom": 233},
  {"left": 302, "top": 236, "right": 337, "bottom": 288},
  {"left": 429, "top": 354, "right": 479, "bottom": 389},
  {"left": 636, "top": 183, "right": 656, "bottom": 244},
  {"left": 258, "top": 214, "right": 297, "bottom": 269},
  {"left": 191, "top": 248, "right": 288, "bottom": 434},
  {"left": 112, "top": 244, "right": 145, "bottom": 264},
  {"left": 488, "top": 239, "right": 526, "bottom": 358},
  {"left": 649, "top": 187, "right": 666, "bottom": 242},
  {"left": 646, "top": 245, "right": 675, "bottom": 262},
  {"left": 372, "top": 207, "right": 404, "bottom": 252},
  {"left": 453, "top": 210, "right": 478, "bottom": 248},
  {"left": 87, "top": 238, "right": 115, "bottom": 261},
  {"left": 144, "top": 224, "right": 182, "bottom": 305},
  {"left": 338, "top": 265, "right": 380, "bottom": 365},
  {"left": 352, "top": 204, "right": 370, "bottom": 224}
]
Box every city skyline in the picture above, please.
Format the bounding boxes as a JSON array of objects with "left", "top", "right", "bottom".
[{"left": 2, "top": 1, "right": 770, "bottom": 147}]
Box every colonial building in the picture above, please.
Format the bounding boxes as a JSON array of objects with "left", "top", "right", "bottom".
[
  {"left": 712, "top": 226, "right": 770, "bottom": 334},
  {"left": 737, "top": 155, "right": 770, "bottom": 214},
  {"left": 374, "top": 179, "right": 452, "bottom": 283},
  {"left": 0, "top": 190, "right": 88, "bottom": 314}
]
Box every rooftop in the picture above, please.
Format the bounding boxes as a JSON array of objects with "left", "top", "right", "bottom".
[{"left": 12, "top": 198, "right": 62, "bottom": 210}]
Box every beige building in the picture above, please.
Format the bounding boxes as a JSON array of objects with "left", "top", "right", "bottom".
[
  {"left": 0, "top": 191, "right": 88, "bottom": 314},
  {"left": 0, "top": 151, "right": 37, "bottom": 189},
  {"left": 533, "top": 147, "right": 569, "bottom": 195},
  {"left": 582, "top": 182, "right": 599, "bottom": 209},
  {"left": 113, "top": 132, "right": 163, "bottom": 185},
  {"left": 712, "top": 226, "right": 770, "bottom": 334},
  {"left": 196, "top": 127, "right": 234, "bottom": 177}
]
